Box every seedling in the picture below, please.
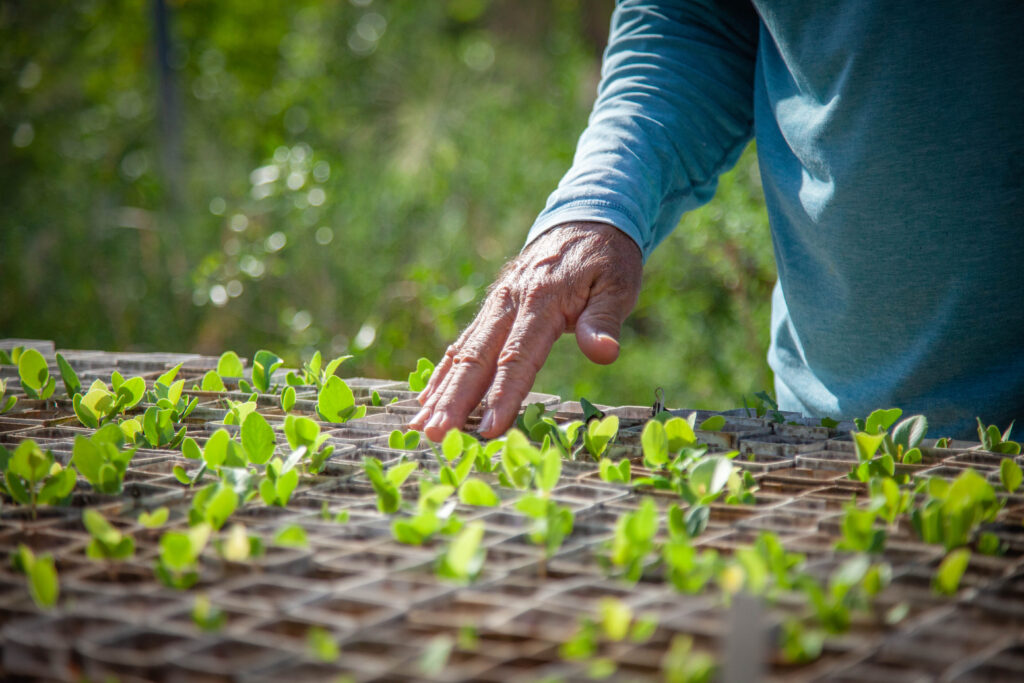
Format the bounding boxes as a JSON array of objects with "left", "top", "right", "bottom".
[
  {"left": 933, "top": 548, "right": 971, "bottom": 595},
  {"left": 280, "top": 385, "right": 296, "bottom": 413},
  {"left": 140, "top": 404, "right": 187, "bottom": 449},
  {"left": 190, "top": 481, "right": 240, "bottom": 529},
  {"left": 216, "top": 350, "right": 246, "bottom": 379},
  {"left": 517, "top": 402, "right": 584, "bottom": 457},
  {"left": 0, "top": 378, "right": 17, "bottom": 414},
  {"left": 146, "top": 364, "right": 198, "bottom": 423},
  {"left": 911, "top": 469, "right": 1002, "bottom": 550},
  {"left": 286, "top": 350, "right": 353, "bottom": 389},
  {"left": 392, "top": 481, "right": 459, "bottom": 545},
  {"left": 192, "top": 594, "right": 226, "bottom": 632},
  {"left": 598, "top": 457, "right": 631, "bottom": 484},
  {"left": 435, "top": 520, "right": 486, "bottom": 583},
  {"left": 308, "top": 626, "right": 340, "bottom": 662},
  {"left": 284, "top": 415, "right": 334, "bottom": 473},
  {"left": 1, "top": 440, "right": 76, "bottom": 519},
  {"left": 139, "top": 507, "right": 169, "bottom": 528},
  {"left": 155, "top": 523, "right": 211, "bottom": 589},
  {"left": 0, "top": 345, "right": 25, "bottom": 365},
  {"left": 71, "top": 424, "right": 138, "bottom": 494},
  {"left": 388, "top": 429, "right": 421, "bottom": 450},
  {"left": 274, "top": 524, "right": 309, "bottom": 548},
  {"left": 364, "top": 456, "right": 418, "bottom": 514},
  {"left": 316, "top": 375, "right": 366, "bottom": 423},
  {"left": 559, "top": 598, "right": 656, "bottom": 670},
  {"left": 238, "top": 349, "right": 284, "bottom": 394},
  {"left": 259, "top": 451, "right": 303, "bottom": 507},
  {"left": 608, "top": 497, "right": 658, "bottom": 582},
  {"left": 977, "top": 418, "right": 1020, "bottom": 454},
  {"left": 408, "top": 357, "right": 435, "bottom": 392},
  {"left": 320, "top": 501, "right": 349, "bottom": 524},
  {"left": 12, "top": 545, "right": 59, "bottom": 610},
  {"left": 223, "top": 397, "right": 259, "bottom": 426},
  {"left": 582, "top": 415, "right": 619, "bottom": 461},
  {"left": 515, "top": 493, "right": 574, "bottom": 563},
  {"left": 1000, "top": 458, "right": 1022, "bottom": 493},
  {"left": 661, "top": 635, "right": 716, "bottom": 683},
  {"left": 17, "top": 347, "right": 55, "bottom": 400},
  {"left": 744, "top": 390, "right": 785, "bottom": 423},
  {"left": 55, "top": 353, "right": 81, "bottom": 397},
  {"left": 83, "top": 509, "right": 135, "bottom": 560},
  {"left": 835, "top": 502, "right": 886, "bottom": 553},
  {"left": 216, "top": 523, "right": 264, "bottom": 562},
  {"left": 662, "top": 530, "right": 721, "bottom": 594},
  {"left": 73, "top": 372, "right": 146, "bottom": 428}
]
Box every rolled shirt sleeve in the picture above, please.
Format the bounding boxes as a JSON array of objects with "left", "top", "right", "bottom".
[{"left": 526, "top": 0, "right": 759, "bottom": 261}]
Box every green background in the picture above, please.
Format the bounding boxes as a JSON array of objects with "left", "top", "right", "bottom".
[{"left": 1, "top": 0, "right": 775, "bottom": 410}]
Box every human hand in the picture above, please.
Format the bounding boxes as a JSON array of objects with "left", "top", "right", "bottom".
[{"left": 408, "top": 221, "right": 643, "bottom": 441}]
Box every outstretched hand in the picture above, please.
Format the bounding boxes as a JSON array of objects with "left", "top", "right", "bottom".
[{"left": 408, "top": 221, "right": 643, "bottom": 441}]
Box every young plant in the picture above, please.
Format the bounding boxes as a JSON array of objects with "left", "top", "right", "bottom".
[
  {"left": 744, "top": 390, "right": 785, "bottom": 423},
  {"left": 83, "top": 509, "right": 135, "bottom": 560},
  {"left": 284, "top": 415, "right": 334, "bottom": 473},
  {"left": 364, "top": 456, "right": 418, "bottom": 514},
  {"left": 1, "top": 440, "right": 76, "bottom": 519},
  {"left": 911, "top": 469, "right": 1002, "bottom": 550},
  {"left": 258, "top": 450, "right": 304, "bottom": 507},
  {"left": 408, "top": 357, "right": 435, "bottom": 392},
  {"left": 12, "top": 544, "right": 59, "bottom": 610},
  {"left": 977, "top": 418, "right": 1020, "bottom": 455},
  {"left": 388, "top": 429, "right": 421, "bottom": 451},
  {"left": 662, "top": 635, "right": 716, "bottom": 683},
  {"left": 238, "top": 349, "right": 284, "bottom": 394},
  {"left": 315, "top": 375, "right": 365, "bottom": 423},
  {"left": 933, "top": 548, "right": 971, "bottom": 595},
  {"left": 286, "top": 350, "right": 353, "bottom": 389},
  {"left": 435, "top": 520, "right": 486, "bottom": 583},
  {"left": 517, "top": 402, "right": 584, "bottom": 457},
  {"left": 73, "top": 373, "right": 146, "bottom": 429},
  {"left": 146, "top": 363, "right": 198, "bottom": 423},
  {"left": 223, "top": 397, "right": 259, "bottom": 425},
  {"left": 190, "top": 481, "right": 240, "bottom": 529},
  {"left": 582, "top": 415, "right": 619, "bottom": 461},
  {"left": 155, "top": 524, "right": 211, "bottom": 589},
  {"left": 608, "top": 497, "right": 658, "bottom": 582},
  {"left": 392, "top": 481, "right": 459, "bottom": 545},
  {"left": 17, "top": 347, "right": 55, "bottom": 400},
  {"left": 834, "top": 501, "right": 886, "bottom": 553},
  {"left": 192, "top": 594, "right": 226, "bottom": 632},
  {"left": 71, "top": 424, "right": 138, "bottom": 494},
  {"left": 55, "top": 353, "right": 82, "bottom": 397},
  {"left": 0, "top": 345, "right": 25, "bottom": 365},
  {"left": 0, "top": 378, "right": 17, "bottom": 414}
]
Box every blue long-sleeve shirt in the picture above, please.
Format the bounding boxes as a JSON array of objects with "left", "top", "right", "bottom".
[{"left": 526, "top": 0, "right": 1024, "bottom": 439}]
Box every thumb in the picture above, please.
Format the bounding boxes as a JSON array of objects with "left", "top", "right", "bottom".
[{"left": 575, "top": 293, "right": 629, "bottom": 365}]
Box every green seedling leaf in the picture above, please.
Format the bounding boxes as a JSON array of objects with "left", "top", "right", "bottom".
[
  {"left": 419, "top": 635, "right": 454, "bottom": 676},
  {"left": 192, "top": 594, "right": 226, "bottom": 632},
  {"left": 580, "top": 397, "right": 604, "bottom": 423},
  {"left": 537, "top": 447, "right": 562, "bottom": 492},
  {"left": 279, "top": 385, "right": 296, "bottom": 413},
  {"left": 203, "top": 429, "right": 231, "bottom": 468},
  {"left": 599, "top": 598, "right": 633, "bottom": 641},
  {"left": 865, "top": 408, "right": 902, "bottom": 435},
  {"left": 308, "top": 626, "right": 340, "bottom": 662},
  {"left": 386, "top": 461, "right": 419, "bottom": 488},
  {"left": 274, "top": 524, "right": 309, "bottom": 548},
  {"left": 852, "top": 431, "right": 885, "bottom": 461},
  {"left": 18, "top": 348, "right": 55, "bottom": 399},
  {"left": 201, "top": 370, "right": 226, "bottom": 391},
  {"left": 459, "top": 478, "right": 499, "bottom": 506},
  {"left": 1000, "top": 458, "right": 1022, "bottom": 493},
  {"left": 241, "top": 412, "right": 276, "bottom": 465},
  {"left": 440, "top": 428, "right": 465, "bottom": 461},
  {"left": 139, "top": 507, "right": 169, "bottom": 528},
  {"left": 664, "top": 416, "right": 697, "bottom": 452},
  {"left": 933, "top": 548, "right": 970, "bottom": 595},
  {"left": 698, "top": 415, "right": 726, "bottom": 432},
  {"left": 252, "top": 349, "right": 284, "bottom": 393},
  {"left": 437, "top": 520, "right": 485, "bottom": 583},
  {"left": 317, "top": 375, "right": 363, "bottom": 423},
  {"left": 25, "top": 549, "right": 59, "bottom": 609},
  {"left": 55, "top": 353, "right": 81, "bottom": 396},
  {"left": 688, "top": 456, "right": 735, "bottom": 503},
  {"left": 408, "top": 357, "right": 435, "bottom": 392},
  {"left": 641, "top": 419, "right": 668, "bottom": 467},
  {"left": 892, "top": 415, "right": 928, "bottom": 451},
  {"left": 584, "top": 415, "right": 619, "bottom": 459}
]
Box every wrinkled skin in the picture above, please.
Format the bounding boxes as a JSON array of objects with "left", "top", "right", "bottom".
[{"left": 409, "top": 221, "right": 643, "bottom": 441}]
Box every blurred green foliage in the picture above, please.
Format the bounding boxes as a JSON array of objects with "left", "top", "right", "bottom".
[{"left": 0, "top": 0, "right": 774, "bottom": 410}]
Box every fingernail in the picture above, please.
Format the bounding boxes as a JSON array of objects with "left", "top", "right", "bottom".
[
  {"left": 426, "top": 412, "right": 444, "bottom": 432},
  {"left": 410, "top": 408, "right": 430, "bottom": 427},
  {"left": 479, "top": 409, "right": 494, "bottom": 435}
]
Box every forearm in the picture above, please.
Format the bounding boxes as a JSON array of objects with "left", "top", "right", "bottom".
[{"left": 528, "top": 0, "right": 759, "bottom": 261}]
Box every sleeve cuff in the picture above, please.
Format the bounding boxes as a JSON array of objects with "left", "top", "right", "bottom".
[{"left": 524, "top": 201, "right": 652, "bottom": 264}]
